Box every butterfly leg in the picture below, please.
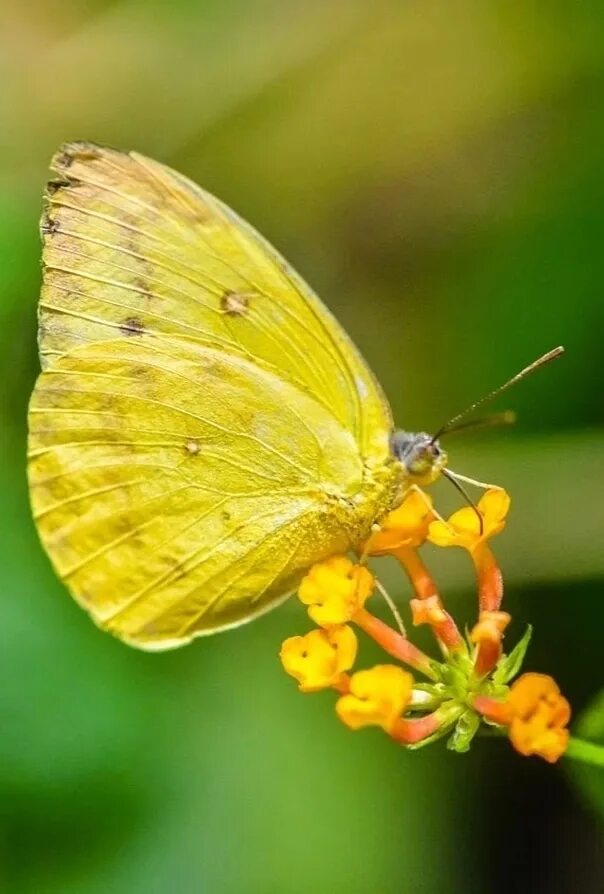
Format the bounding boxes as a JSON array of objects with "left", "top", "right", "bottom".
[
  {"left": 357, "top": 523, "right": 382, "bottom": 565},
  {"left": 374, "top": 576, "right": 407, "bottom": 636},
  {"left": 354, "top": 528, "right": 407, "bottom": 635},
  {"left": 445, "top": 471, "right": 504, "bottom": 491}
]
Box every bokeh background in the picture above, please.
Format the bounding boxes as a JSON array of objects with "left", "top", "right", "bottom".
[{"left": 1, "top": 2, "right": 603, "bottom": 892}]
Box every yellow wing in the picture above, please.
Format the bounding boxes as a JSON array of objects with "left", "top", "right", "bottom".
[
  {"left": 28, "top": 338, "right": 395, "bottom": 650},
  {"left": 39, "top": 141, "right": 391, "bottom": 462}
]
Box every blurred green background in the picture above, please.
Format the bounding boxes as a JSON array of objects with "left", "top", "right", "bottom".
[{"left": 1, "top": 1, "right": 603, "bottom": 891}]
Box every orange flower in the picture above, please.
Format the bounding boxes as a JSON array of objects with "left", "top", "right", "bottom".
[
  {"left": 280, "top": 626, "right": 357, "bottom": 692},
  {"left": 470, "top": 610, "right": 511, "bottom": 676},
  {"left": 297, "top": 556, "right": 374, "bottom": 626},
  {"left": 410, "top": 595, "right": 465, "bottom": 652},
  {"left": 369, "top": 490, "right": 440, "bottom": 603},
  {"left": 280, "top": 487, "right": 576, "bottom": 765},
  {"left": 428, "top": 488, "right": 510, "bottom": 613},
  {"left": 506, "top": 673, "right": 571, "bottom": 763},
  {"left": 335, "top": 665, "right": 413, "bottom": 732},
  {"left": 368, "top": 489, "right": 435, "bottom": 555},
  {"left": 411, "top": 595, "right": 447, "bottom": 628},
  {"left": 428, "top": 488, "right": 510, "bottom": 552}
]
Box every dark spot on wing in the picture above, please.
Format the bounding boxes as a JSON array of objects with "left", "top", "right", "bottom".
[
  {"left": 120, "top": 317, "right": 145, "bottom": 336},
  {"left": 55, "top": 151, "right": 75, "bottom": 170},
  {"left": 46, "top": 178, "right": 70, "bottom": 195},
  {"left": 130, "top": 365, "right": 150, "bottom": 380},
  {"left": 221, "top": 510, "right": 232, "bottom": 522},
  {"left": 55, "top": 142, "right": 103, "bottom": 171},
  {"left": 221, "top": 291, "right": 250, "bottom": 316},
  {"left": 40, "top": 215, "right": 59, "bottom": 236},
  {"left": 133, "top": 276, "right": 154, "bottom": 302}
]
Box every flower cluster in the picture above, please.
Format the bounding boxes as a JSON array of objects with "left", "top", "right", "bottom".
[{"left": 280, "top": 488, "right": 571, "bottom": 762}]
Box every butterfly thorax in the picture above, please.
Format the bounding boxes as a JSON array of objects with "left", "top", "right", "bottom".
[{"left": 322, "top": 452, "right": 404, "bottom": 551}]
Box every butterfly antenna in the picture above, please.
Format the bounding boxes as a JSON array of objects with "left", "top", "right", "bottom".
[
  {"left": 442, "top": 469, "right": 484, "bottom": 536},
  {"left": 431, "top": 346, "right": 564, "bottom": 443},
  {"left": 443, "top": 410, "right": 517, "bottom": 437}
]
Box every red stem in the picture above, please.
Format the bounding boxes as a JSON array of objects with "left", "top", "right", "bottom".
[
  {"left": 431, "top": 610, "right": 464, "bottom": 652},
  {"left": 473, "top": 545, "right": 503, "bottom": 612},
  {"left": 390, "top": 712, "right": 440, "bottom": 744},
  {"left": 394, "top": 547, "right": 439, "bottom": 600},
  {"left": 473, "top": 694, "right": 510, "bottom": 725},
  {"left": 474, "top": 641, "right": 501, "bottom": 677},
  {"left": 354, "top": 608, "right": 437, "bottom": 679}
]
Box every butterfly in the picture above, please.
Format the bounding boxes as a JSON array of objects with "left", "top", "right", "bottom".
[{"left": 27, "top": 142, "right": 558, "bottom": 651}]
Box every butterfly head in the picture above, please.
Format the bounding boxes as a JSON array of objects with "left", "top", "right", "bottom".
[{"left": 390, "top": 431, "right": 448, "bottom": 486}]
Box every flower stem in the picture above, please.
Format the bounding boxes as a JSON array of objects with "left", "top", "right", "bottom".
[
  {"left": 394, "top": 547, "right": 438, "bottom": 600},
  {"left": 472, "top": 544, "right": 503, "bottom": 612},
  {"left": 565, "top": 737, "right": 604, "bottom": 769},
  {"left": 354, "top": 608, "right": 438, "bottom": 680},
  {"left": 473, "top": 694, "right": 510, "bottom": 725},
  {"left": 391, "top": 711, "right": 441, "bottom": 745}
]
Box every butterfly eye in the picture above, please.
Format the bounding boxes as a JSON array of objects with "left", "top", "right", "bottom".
[{"left": 390, "top": 431, "right": 447, "bottom": 485}]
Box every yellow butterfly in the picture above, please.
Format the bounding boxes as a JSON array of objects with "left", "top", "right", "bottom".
[{"left": 27, "top": 142, "right": 555, "bottom": 651}]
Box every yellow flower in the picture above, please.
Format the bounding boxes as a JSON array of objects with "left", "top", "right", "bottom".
[
  {"left": 428, "top": 488, "right": 510, "bottom": 552},
  {"left": 279, "top": 625, "right": 357, "bottom": 692},
  {"left": 335, "top": 665, "right": 413, "bottom": 732},
  {"left": 297, "top": 556, "right": 374, "bottom": 626},
  {"left": 506, "top": 672, "right": 571, "bottom": 763},
  {"left": 368, "top": 490, "right": 435, "bottom": 555}
]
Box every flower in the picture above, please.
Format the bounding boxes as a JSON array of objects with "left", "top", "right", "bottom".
[
  {"left": 336, "top": 665, "right": 413, "bottom": 732},
  {"left": 280, "top": 625, "right": 357, "bottom": 692},
  {"left": 428, "top": 488, "right": 510, "bottom": 552},
  {"left": 410, "top": 595, "right": 464, "bottom": 652},
  {"left": 470, "top": 610, "right": 511, "bottom": 676},
  {"left": 369, "top": 490, "right": 440, "bottom": 602},
  {"left": 411, "top": 595, "right": 447, "bottom": 627},
  {"left": 297, "top": 556, "right": 374, "bottom": 626},
  {"left": 428, "top": 488, "right": 510, "bottom": 613},
  {"left": 368, "top": 489, "right": 435, "bottom": 555},
  {"left": 474, "top": 672, "right": 571, "bottom": 762},
  {"left": 280, "top": 480, "right": 574, "bottom": 765},
  {"left": 506, "top": 673, "right": 571, "bottom": 763}
]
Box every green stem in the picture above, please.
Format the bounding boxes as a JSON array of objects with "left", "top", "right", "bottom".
[{"left": 565, "top": 736, "right": 604, "bottom": 768}]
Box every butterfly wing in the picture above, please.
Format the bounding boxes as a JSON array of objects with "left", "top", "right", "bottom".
[
  {"left": 39, "top": 141, "right": 391, "bottom": 462},
  {"left": 28, "top": 337, "right": 386, "bottom": 650}
]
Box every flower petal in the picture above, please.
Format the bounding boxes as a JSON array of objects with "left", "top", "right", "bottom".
[
  {"left": 335, "top": 664, "right": 413, "bottom": 732},
  {"left": 506, "top": 673, "right": 571, "bottom": 762},
  {"left": 298, "top": 556, "right": 374, "bottom": 626},
  {"left": 369, "top": 490, "right": 435, "bottom": 554},
  {"left": 280, "top": 625, "right": 358, "bottom": 692}
]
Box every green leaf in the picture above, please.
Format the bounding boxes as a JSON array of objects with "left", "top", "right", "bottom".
[
  {"left": 492, "top": 625, "right": 533, "bottom": 685},
  {"left": 569, "top": 689, "right": 604, "bottom": 818},
  {"left": 447, "top": 711, "right": 480, "bottom": 754}
]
